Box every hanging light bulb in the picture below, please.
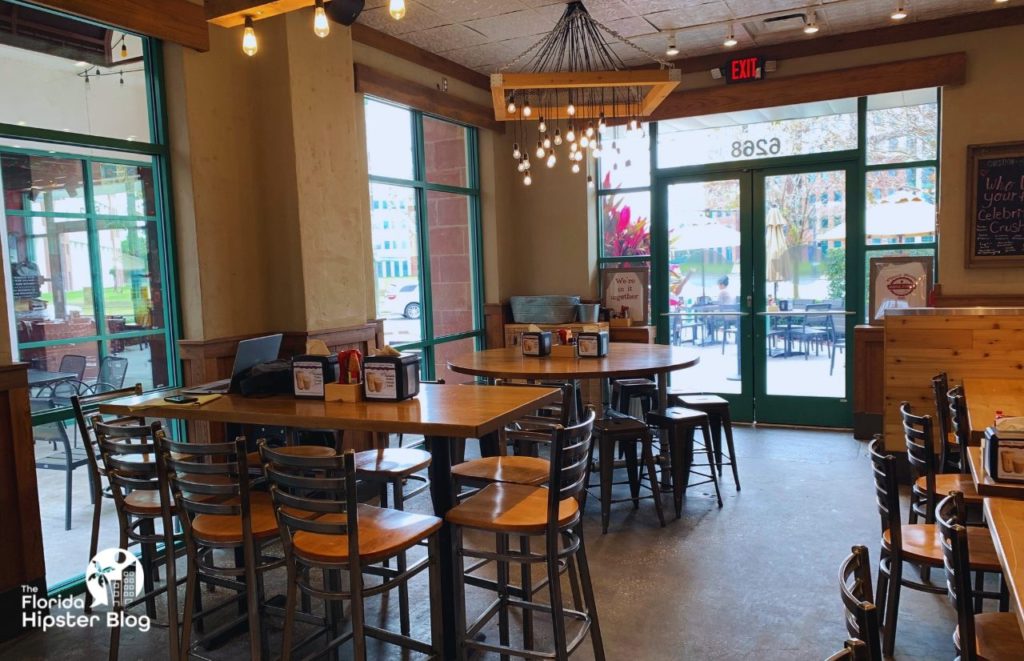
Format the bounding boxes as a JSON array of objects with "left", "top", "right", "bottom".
[
  {"left": 523, "top": 171, "right": 532, "bottom": 186},
  {"left": 506, "top": 95, "right": 517, "bottom": 115},
  {"left": 571, "top": 162, "right": 581, "bottom": 174},
  {"left": 538, "top": 117, "right": 547, "bottom": 133},
  {"left": 803, "top": 11, "right": 819, "bottom": 34},
  {"left": 120, "top": 39, "right": 128, "bottom": 59},
  {"left": 629, "top": 116, "right": 639, "bottom": 132},
  {"left": 891, "top": 3, "right": 908, "bottom": 20},
  {"left": 547, "top": 153, "right": 557, "bottom": 168},
  {"left": 389, "top": 0, "right": 407, "bottom": 20},
  {"left": 574, "top": 150, "right": 584, "bottom": 162},
  {"left": 517, "top": 160, "right": 526, "bottom": 173},
  {"left": 566, "top": 126, "right": 576, "bottom": 143},
  {"left": 543, "top": 134, "right": 552, "bottom": 150},
  {"left": 598, "top": 112, "right": 607, "bottom": 134},
  {"left": 587, "top": 175, "right": 595, "bottom": 189},
  {"left": 512, "top": 143, "right": 522, "bottom": 160},
  {"left": 592, "top": 143, "right": 602, "bottom": 158},
  {"left": 522, "top": 101, "right": 533, "bottom": 118},
  {"left": 535, "top": 142, "right": 545, "bottom": 159},
  {"left": 586, "top": 121, "right": 595, "bottom": 138},
  {"left": 553, "top": 129, "right": 563, "bottom": 146},
  {"left": 570, "top": 142, "right": 579, "bottom": 153},
  {"left": 314, "top": 0, "right": 331, "bottom": 37},
  {"left": 242, "top": 16, "right": 258, "bottom": 57},
  {"left": 567, "top": 102, "right": 576, "bottom": 117},
  {"left": 580, "top": 135, "right": 590, "bottom": 148}
]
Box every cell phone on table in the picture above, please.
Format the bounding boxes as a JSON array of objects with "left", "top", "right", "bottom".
[{"left": 164, "top": 395, "right": 198, "bottom": 404}]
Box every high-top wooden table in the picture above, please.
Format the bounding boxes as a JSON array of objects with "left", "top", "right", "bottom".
[
  {"left": 984, "top": 498, "right": 1024, "bottom": 636},
  {"left": 963, "top": 377, "right": 1024, "bottom": 444},
  {"left": 101, "top": 382, "right": 560, "bottom": 660},
  {"left": 446, "top": 343, "right": 700, "bottom": 411}
]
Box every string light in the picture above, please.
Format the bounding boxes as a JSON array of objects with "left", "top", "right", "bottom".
[
  {"left": 314, "top": 0, "right": 330, "bottom": 37},
  {"left": 242, "top": 16, "right": 258, "bottom": 56},
  {"left": 389, "top": 0, "right": 406, "bottom": 20}
]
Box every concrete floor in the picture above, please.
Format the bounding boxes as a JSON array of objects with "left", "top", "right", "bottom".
[{"left": 3, "top": 426, "right": 961, "bottom": 660}]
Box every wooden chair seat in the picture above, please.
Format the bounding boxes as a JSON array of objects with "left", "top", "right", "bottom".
[
  {"left": 354, "top": 448, "right": 431, "bottom": 477},
  {"left": 123, "top": 489, "right": 163, "bottom": 515},
  {"left": 914, "top": 473, "right": 982, "bottom": 502},
  {"left": 445, "top": 482, "right": 579, "bottom": 535},
  {"left": 190, "top": 492, "right": 280, "bottom": 543},
  {"left": 292, "top": 503, "right": 441, "bottom": 565},
  {"left": 954, "top": 613, "right": 1024, "bottom": 660},
  {"left": 883, "top": 524, "right": 1002, "bottom": 572},
  {"left": 451, "top": 456, "right": 549, "bottom": 486}
]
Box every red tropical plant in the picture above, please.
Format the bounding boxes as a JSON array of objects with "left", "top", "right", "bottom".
[{"left": 601, "top": 172, "right": 650, "bottom": 257}]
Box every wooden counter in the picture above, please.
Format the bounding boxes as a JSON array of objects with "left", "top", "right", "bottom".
[
  {"left": 984, "top": 498, "right": 1024, "bottom": 635},
  {"left": 963, "top": 377, "right": 1024, "bottom": 444}
]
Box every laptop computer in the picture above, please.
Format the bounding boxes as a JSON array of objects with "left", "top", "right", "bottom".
[{"left": 182, "top": 333, "right": 284, "bottom": 395}]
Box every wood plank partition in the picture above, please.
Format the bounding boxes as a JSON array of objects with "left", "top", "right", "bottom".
[
  {"left": 882, "top": 309, "right": 1024, "bottom": 453},
  {"left": 0, "top": 363, "right": 46, "bottom": 642},
  {"left": 853, "top": 325, "right": 884, "bottom": 440}
]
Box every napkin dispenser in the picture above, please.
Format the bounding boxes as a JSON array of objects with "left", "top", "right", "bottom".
[
  {"left": 985, "top": 424, "right": 1024, "bottom": 483},
  {"left": 292, "top": 354, "right": 338, "bottom": 400},
  {"left": 576, "top": 331, "right": 609, "bottom": 357},
  {"left": 521, "top": 331, "right": 552, "bottom": 357},
  {"left": 363, "top": 353, "right": 421, "bottom": 401}
]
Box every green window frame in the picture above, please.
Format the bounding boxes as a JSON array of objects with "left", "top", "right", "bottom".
[{"left": 364, "top": 97, "right": 485, "bottom": 378}]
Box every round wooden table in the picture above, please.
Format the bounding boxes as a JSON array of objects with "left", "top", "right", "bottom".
[{"left": 446, "top": 343, "right": 700, "bottom": 411}]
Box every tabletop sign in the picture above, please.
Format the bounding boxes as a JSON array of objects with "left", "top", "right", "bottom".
[
  {"left": 601, "top": 267, "right": 649, "bottom": 324},
  {"left": 725, "top": 56, "right": 764, "bottom": 84},
  {"left": 966, "top": 141, "right": 1024, "bottom": 268}
]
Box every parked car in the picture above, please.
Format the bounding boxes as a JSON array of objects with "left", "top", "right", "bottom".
[{"left": 380, "top": 283, "right": 421, "bottom": 319}]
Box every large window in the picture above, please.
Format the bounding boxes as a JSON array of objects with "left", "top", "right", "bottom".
[
  {"left": 364, "top": 98, "right": 483, "bottom": 381},
  {"left": 0, "top": 0, "right": 177, "bottom": 589}
]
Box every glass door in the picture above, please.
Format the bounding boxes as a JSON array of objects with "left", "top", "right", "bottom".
[
  {"left": 753, "top": 164, "right": 857, "bottom": 426},
  {"left": 660, "top": 174, "right": 753, "bottom": 421}
]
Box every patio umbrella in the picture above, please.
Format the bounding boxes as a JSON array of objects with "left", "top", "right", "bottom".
[
  {"left": 819, "top": 194, "right": 935, "bottom": 242},
  {"left": 765, "top": 205, "right": 790, "bottom": 300},
  {"left": 674, "top": 221, "right": 741, "bottom": 298}
]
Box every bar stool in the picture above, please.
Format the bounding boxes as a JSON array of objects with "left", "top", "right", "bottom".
[
  {"left": 669, "top": 392, "right": 740, "bottom": 490},
  {"left": 645, "top": 407, "right": 724, "bottom": 516},
  {"left": 587, "top": 412, "right": 665, "bottom": 533},
  {"left": 611, "top": 378, "right": 656, "bottom": 418}
]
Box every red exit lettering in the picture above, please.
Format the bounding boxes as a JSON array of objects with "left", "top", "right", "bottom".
[{"left": 726, "top": 57, "right": 763, "bottom": 83}]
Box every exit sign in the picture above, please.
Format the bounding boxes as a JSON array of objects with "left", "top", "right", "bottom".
[{"left": 725, "top": 56, "right": 764, "bottom": 84}]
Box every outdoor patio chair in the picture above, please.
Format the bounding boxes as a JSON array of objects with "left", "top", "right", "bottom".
[{"left": 94, "top": 356, "right": 130, "bottom": 393}]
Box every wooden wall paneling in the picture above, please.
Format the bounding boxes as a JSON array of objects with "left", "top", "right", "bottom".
[
  {"left": 354, "top": 63, "right": 504, "bottom": 133},
  {"left": 0, "top": 364, "right": 46, "bottom": 642},
  {"left": 33, "top": 0, "right": 209, "bottom": 51},
  {"left": 853, "top": 325, "right": 885, "bottom": 440},
  {"left": 651, "top": 53, "right": 966, "bottom": 121},
  {"left": 882, "top": 312, "right": 1024, "bottom": 454}
]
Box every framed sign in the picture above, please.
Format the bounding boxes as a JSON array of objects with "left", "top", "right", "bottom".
[
  {"left": 601, "top": 267, "right": 648, "bottom": 324},
  {"left": 868, "top": 256, "right": 933, "bottom": 326},
  {"left": 966, "top": 141, "right": 1024, "bottom": 268}
]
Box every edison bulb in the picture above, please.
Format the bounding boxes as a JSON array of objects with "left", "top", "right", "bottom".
[
  {"left": 580, "top": 135, "right": 590, "bottom": 148},
  {"left": 522, "top": 103, "right": 533, "bottom": 118},
  {"left": 523, "top": 172, "right": 533, "bottom": 186},
  {"left": 570, "top": 142, "right": 578, "bottom": 153},
  {"left": 586, "top": 122, "right": 595, "bottom": 138},
  {"left": 547, "top": 153, "right": 557, "bottom": 168},
  {"left": 587, "top": 175, "right": 595, "bottom": 189},
  {"left": 543, "top": 135, "right": 552, "bottom": 149},
  {"left": 567, "top": 103, "right": 576, "bottom": 116},
  {"left": 313, "top": 0, "right": 330, "bottom": 37},
  {"left": 507, "top": 96, "right": 517, "bottom": 114},
  {"left": 517, "top": 160, "right": 526, "bottom": 173},
  {"left": 538, "top": 118, "right": 547, "bottom": 133},
  {"left": 242, "top": 17, "right": 258, "bottom": 56},
  {"left": 389, "top": 0, "right": 406, "bottom": 20},
  {"left": 566, "top": 127, "right": 576, "bottom": 143},
  {"left": 535, "top": 142, "right": 545, "bottom": 159},
  {"left": 512, "top": 143, "right": 521, "bottom": 160},
  {"left": 571, "top": 163, "right": 580, "bottom": 174},
  {"left": 629, "top": 117, "right": 639, "bottom": 131},
  {"left": 575, "top": 150, "right": 584, "bottom": 162},
  {"left": 553, "top": 130, "right": 563, "bottom": 146}
]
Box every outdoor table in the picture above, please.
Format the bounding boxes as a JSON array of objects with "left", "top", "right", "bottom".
[
  {"left": 446, "top": 342, "right": 700, "bottom": 412},
  {"left": 100, "top": 382, "right": 560, "bottom": 660},
  {"left": 963, "top": 377, "right": 1024, "bottom": 444},
  {"left": 967, "top": 446, "right": 1024, "bottom": 499},
  {"left": 984, "top": 497, "right": 1024, "bottom": 636},
  {"left": 665, "top": 311, "right": 743, "bottom": 380},
  {"left": 27, "top": 368, "right": 78, "bottom": 388}
]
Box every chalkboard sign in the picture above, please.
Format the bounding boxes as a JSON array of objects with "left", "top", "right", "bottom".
[{"left": 966, "top": 141, "right": 1024, "bottom": 268}]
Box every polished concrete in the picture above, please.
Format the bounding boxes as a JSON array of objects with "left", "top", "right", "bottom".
[{"left": 2, "top": 426, "right": 961, "bottom": 660}]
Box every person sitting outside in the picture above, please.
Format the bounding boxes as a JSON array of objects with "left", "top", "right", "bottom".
[{"left": 717, "top": 276, "right": 734, "bottom": 306}]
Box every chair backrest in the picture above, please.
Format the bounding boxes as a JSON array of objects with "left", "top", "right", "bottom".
[
  {"left": 260, "top": 442, "right": 358, "bottom": 568},
  {"left": 868, "top": 437, "right": 903, "bottom": 556},
  {"left": 900, "top": 401, "right": 937, "bottom": 521},
  {"left": 948, "top": 386, "right": 972, "bottom": 451},
  {"left": 824, "top": 640, "right": 872, "bottom": 661},
  {"left": 91, "top": 417, "right": 162, "bottom": 514},
  {"left": 97, "top": 356, "right": 130, "bottom": 391},
  {"left": 932, "top": 374, "right": 957, "bottom": 471},
  {"left": 838, "top": 545, "right": 883, "bottom": 661},
  {"left": 804, "top": 302, "right": 832, "bottom": 324},
  {"left": 937, "top": 491, "right": 977, "bottom": 661},
  {"left": 546, "top": 407, "right": 596, "bottom": 529},
  {"left": 158, "top": 435, "right": 254, "bottom": 532},
  {"left": 71, "top": 384, "right": 145, "bottom": 477},
  {"left": 58, "top": 354, "right": 88, "bottom": 379}
]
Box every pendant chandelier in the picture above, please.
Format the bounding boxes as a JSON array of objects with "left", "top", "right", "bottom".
[{"left": 491, "top": 1, "right": 680, "bottom": 187}]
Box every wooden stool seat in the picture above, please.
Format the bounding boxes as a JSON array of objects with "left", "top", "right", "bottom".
[
  {"left": 446, "top": 482, "right": 579, "bottom": 534},
  {"left": 123, "top": 489, "right": 164, "bottom": 515},
  {"left": 882, "top": 524, "right": 1002, "bottom": 572},
  {"left": 292, "top": 503, "right": 442, "bottom": 565},
  {"left": 914, "top": 473, "right": 981, "bottom": 503},
  {"left": 955, "top": 613, "right": 1024, "bottom": 661},
  {"left": 190, "top": 491, "right": 280, "bottom": 543},
  {"left": 354, "top": 448, "right": 431, "bottom": 476},
  {"left": 451, "top": 456, "right": 549, "bottom": 486}
]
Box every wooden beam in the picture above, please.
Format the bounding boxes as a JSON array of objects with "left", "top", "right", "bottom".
[
  {"left": 651, "top": 53, "right": 966, "bottom": 121},
  {"left": 354, "top": 63, "right": 503, "bottom": 133},
  {"left": 31, "top": 0, "right": 209, "bottom": 51},
  {"left": 351, "top": 23, "right": 489, "bottom": 92},
  {"left": 650, "top": 7, "right": 1024, "bottom": 76},
  {"left": 206, "top": 0, "right": 312, "bottom": 28}
]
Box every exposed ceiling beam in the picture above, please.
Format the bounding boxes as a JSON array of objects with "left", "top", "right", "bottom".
[
  {"left": 206, "top": 0, "right": 314, "bottom": 28},
  {"left": 30, "top": 0, "right": 208, "bottom": 51}
]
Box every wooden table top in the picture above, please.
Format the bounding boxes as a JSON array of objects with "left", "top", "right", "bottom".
[
  {"left": 967, "top": 446, "right": 1024, "bottom": 499},
  {"left": 964, "top": 377, "right": 1024, "bottom": 443},
  {"left": 984, "top": 497, "right": 1024, "bottom": 635},
  {"left": 99, "top": 383, "right": 561, "bottom": 439},
  {"left": 445, "top": 343, "right": 700, "bottom": 380}
]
